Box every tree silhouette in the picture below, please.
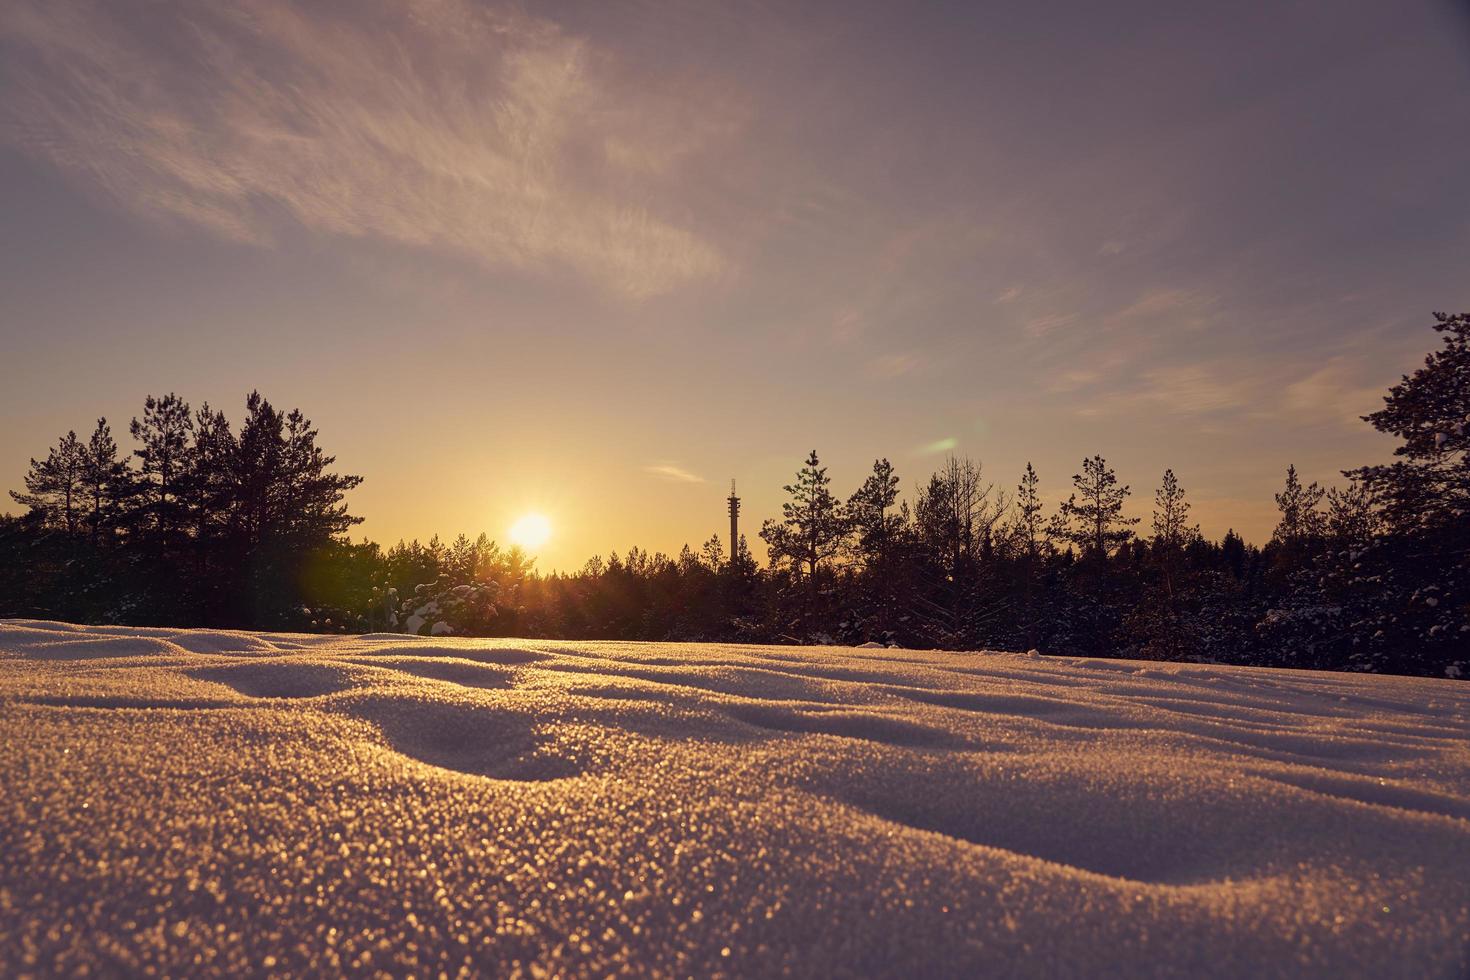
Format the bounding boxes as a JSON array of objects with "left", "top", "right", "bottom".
[
  {"left": 130, "top": 393, "right": 193, "bottom": 547},
  {"left": 761, "top": 450, "right": 847, "bottom": 594},
  {"left": 1271, "top": 465, "right": 1325, "bottom": 545},
  {"left": 10, "top": 430, "right": 85, "bottom": 537},
  {"left": 81, "top": 419, "right": 128, "bottom": 548},
  {"left": 1058, "top": 455, "right": 1138, "bottom": 560},
  {"left": 847, "top": 458, "right": 902, "bottom": 569},
  {"left": 1151, "top": 469, "right": 1198, "bottom": 551},
  {"left": 2, "top": 320, "right": 1466, "bottom": 678}
]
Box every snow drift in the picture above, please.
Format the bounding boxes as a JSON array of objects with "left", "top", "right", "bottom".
[{"left": 1, "top": 620, "right": 1468, "bottom": 976}]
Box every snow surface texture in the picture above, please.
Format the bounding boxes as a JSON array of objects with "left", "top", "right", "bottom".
[{"left": 2, "top": 620, "right": 1468, "bottom": 978}]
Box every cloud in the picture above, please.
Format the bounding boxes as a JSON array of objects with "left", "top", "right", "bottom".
[
  {"left": 1098, "top": 240, "right": 1125, "bottom": 256},
  {"left": 1048, "top": 369, "right": 1102, "bottom": 393},
  {"left": 644, "top": 463, "right": 705, "bottom": 484},
  {"left": 1131, "top": 365, "right": 1258, "bottom": 414},
  {"left": 1024, "top": 312, "right": 1080, "bottom": 337},
  {"left": 1080, "top": 364, "right": 1259, "bottom": 417},
  {"left": 1283, "top": 358, "right": 1389, "bottom": 428},
  {"left": 996, "top": 285, "right": 1024, "bottom": 303},
  {"left": 0, "top": 0, "right": 727, "bottom": 298},
  {"left": 1101, "top": 289, "right": 1216, "bottom": 331}
]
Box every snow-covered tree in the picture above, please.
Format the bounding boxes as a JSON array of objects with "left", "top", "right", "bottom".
[
  {"left": 1324, "top": 481, "right": 1378, "bottom": 548},
  {"left": 1340, "top": 311, "right": 1470, "bottom": 675},
  {"left": 399, "top": 575, "right": 499, "bottom": 636}
]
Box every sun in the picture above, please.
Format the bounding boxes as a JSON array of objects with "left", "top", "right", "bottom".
[{"left": 508, "top": 512, "right": 553, "bottom": 551}]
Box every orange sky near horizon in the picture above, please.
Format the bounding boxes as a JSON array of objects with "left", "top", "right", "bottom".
[{"left": 2, "top": 0, "right": 1466, "bottom": 572}]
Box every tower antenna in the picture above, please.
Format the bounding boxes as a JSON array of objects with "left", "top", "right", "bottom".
[{"left": 727, "top": 479, "right": 741, "bottom": 565}]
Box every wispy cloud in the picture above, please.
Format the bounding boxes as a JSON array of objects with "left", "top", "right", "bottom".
[
  {"left": 1048, "top": 369, "right": 1102, "bottom": 393},
  {"left": 1080, "top": 364, "right": 1260, "bottom": 418},
  {"left": 644, "top": 462, "right": 705, "bottom": 484},
  {"left": 996, "top": 285, "right": 1024, "bottom": 303},
  {"left": 1284, "top": 358, "right": 1389, "bottom": 428},
  {"left": 1132, "top": 365, "right": 1259, "bottom": 414},
  {"left": 1024, "top": 312, "right": 1080, "bottom": 337},
  {"left": 0, "top": 0, "right": 728, "bottom": 298},
  {"left": 1101, "top": 289, "right": 1216, "bottom": 331}
]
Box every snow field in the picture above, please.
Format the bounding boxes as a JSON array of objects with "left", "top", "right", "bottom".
[{"left": 2, "top": 619, "right": 1468, "bottom": 976}]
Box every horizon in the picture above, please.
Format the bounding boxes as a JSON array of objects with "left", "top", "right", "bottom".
[
  {"left": 0, "top": 381, "right": 1396, "bottom": 573},
  {"left": 4, "top": 0, "right": 1469, "bottom": 573}
]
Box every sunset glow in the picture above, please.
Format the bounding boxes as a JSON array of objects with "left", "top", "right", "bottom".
[
  {"left": 0, "top": 1, "right": 1465, "bottom": 572},
  {"left": 3, "top": 3, "right": 1469, "bottom": 976},
  {"left": 508, "top": 512, "right": 553, "bottom": 552}
]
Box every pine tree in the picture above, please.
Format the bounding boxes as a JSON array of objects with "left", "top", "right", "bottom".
[
  {"left": 233, "top": 392, "right": 285, "bottom": 550},
  {"left": 130, "top": 393, "right": 193, "bottom": 547},
  {"left": 1341, "top": 312, "right": 1470, "bottom": 675},
  {"left": 447, "top": 534, "right": 477, "bottom": 583},
  {"left": 847, "top": 458, "right": 902, "bottom": 568},
  {"left": 10, "top": 430, "right": 85, "bottom": 536},
  {"left": 280, "top": 406, "right": 363, "bottom": 543},
  {"left": 844, "top": 458, "right": 911, "bottom": 641},
  {"left": 731, "top": 533, "right": 758, "bottom": 579},
  {"left": 1151, "top": 469, "right": 1199, "bottom": 551},
  {"left": 1058, "top": 455, "right": 1138, "bottom": 560},
  {"left": 184, "top": 403, "right": 235, "bottom": 553},
  {"left": 1272, "top": 465, "right": 1325, "bottom": 544},
  {"left": 1350, "top": 312, "right": 1470, "bottom": 529},
  {"left": 1324, "top": 481, "right": 1378, "bottom": 548},
  {"left": 80, "top": 418, "right": 129, "bottom": 548},
  {"left": 1220, "top": 529, "right": 1247, "bottom": 579},
  {"left": 212, "top": 392, "right": 364, "bottom": 625},
  {"left": 1134, "top": 469, "right": 1201, "bottom": 661},
  {"left": 760, "top": 450, "right": 847, "bottom": 592},
  {"left": 699, "top": 534, "right": 726, "bottom": 571},
  {"left": 1011, "top": 462, "right": 1047, "bottom": 649},
  {"left": 1013, "top": 463, "right": 1045, "bottom": 560}
]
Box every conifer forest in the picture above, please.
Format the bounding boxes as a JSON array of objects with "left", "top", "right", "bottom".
[{"left": 5, "top": 314, "right": 1467, "bottom": 680}]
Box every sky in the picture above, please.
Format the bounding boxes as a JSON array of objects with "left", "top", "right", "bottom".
[{"left": 2, "top": 0, "right": 1469, "bottom": 572}]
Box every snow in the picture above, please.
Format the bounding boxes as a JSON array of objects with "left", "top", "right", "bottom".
[{"left": 2, "top": 619, "right": 1468, "bottom": 977}]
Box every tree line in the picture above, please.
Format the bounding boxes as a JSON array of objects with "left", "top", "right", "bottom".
[{"left": 3, "top": 314, "right": 1466, "bottom": 679}]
